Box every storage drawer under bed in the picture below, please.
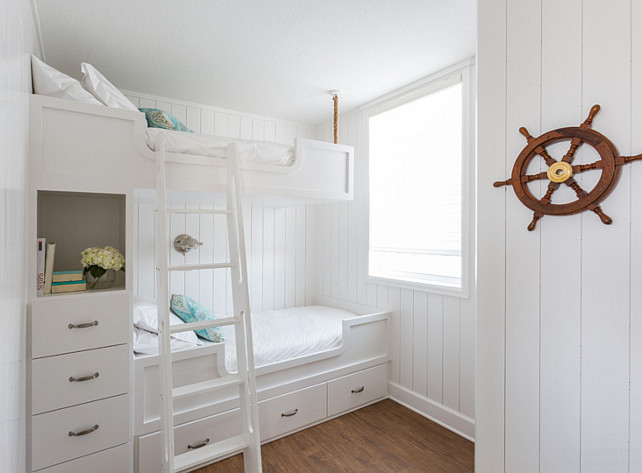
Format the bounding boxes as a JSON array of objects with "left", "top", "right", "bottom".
[
  {"left": 327, "top": 364, "right": 388, "bottom": 417},
  {"left": 259, "top": 383, "right": 327, "bottom": 441},
  {"left": 137, "top": 383, "right": 328, "bottom": 472},
  {"left": 137, "top": 409, "right": 241, "bottom": 473}
]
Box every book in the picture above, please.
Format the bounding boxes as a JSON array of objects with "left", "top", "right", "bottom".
[
  {"left": 52, "top": 270, "right": 84, "bottom": 283},
  {"left": 51, "top": 280, "right": 87, "bottom": 294},
  {"left": 43, "top": 242, "right": 56, "bottom": 295},
  {"left": 36, "top": 238, "right": 46, "bottom": 296}
]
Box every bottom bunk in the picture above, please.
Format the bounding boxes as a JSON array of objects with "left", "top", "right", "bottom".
[{"left": 132, "top": 299, "right": 390, "bottom": 473}]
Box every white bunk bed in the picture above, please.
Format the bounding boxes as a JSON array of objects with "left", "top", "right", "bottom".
[
  {"left": 29, "top": 94, "right": 354, "bottom": 200},
  {"left": 27, "top": 95, "right": 389, "bottom": 473}
]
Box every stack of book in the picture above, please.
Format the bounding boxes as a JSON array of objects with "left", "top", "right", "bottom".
[
  {"left": 37, "top": 238, "right": 58, "bottom": 295},
  {"left": 51, "top": 270, "right": 86, "bottom": 294}
]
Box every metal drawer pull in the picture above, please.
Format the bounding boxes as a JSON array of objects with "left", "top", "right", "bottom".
[
  {"left": 68, "top": 321, "right": 99, "bottom": 329},
  {"left": 69, "top": 424, "right": 99, "bottom": 437},
  {"left": 281, "top": 408, "right": 298, "bottom": 417},
  {"left": 69, "top": 372, "right": 99, "bottom": 383},
  {"left": 351, "top": 386, "right": 365, "bottom": 394},
  {"left": 187, "top": 438, "right": 210, "bottom": 450}
]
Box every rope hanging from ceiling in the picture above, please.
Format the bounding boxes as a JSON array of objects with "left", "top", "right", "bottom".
[{"left": 329, "top": 89, "right": 343, "bottom": 144}]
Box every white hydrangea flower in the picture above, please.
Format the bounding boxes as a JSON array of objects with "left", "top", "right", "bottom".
[{"left": 81, "top": 246, "right": 125, "bottom": 271}]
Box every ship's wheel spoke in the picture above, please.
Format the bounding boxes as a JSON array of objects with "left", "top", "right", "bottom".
[
  {"left": 527, "top": 182, "right": 560, "bottom": 231},
  {"left": 539, "top": 181, "right": 560, "bottom": 205},
  {"left": 572, "top": 161, "right": 603, "bottom": 174},
  {"left": 561, "top": 137, "right": 582, "bottom": 164},
  {"left": 536, "top": 147, "right": 558, "bottom": 167},
  {"left": 522, "top": 171, "right": 549, "bottom": 183},
  {"left": 519, "top": 127, "right": 557, "bottom": 166},
  {"left": 559, "top": 106, "right": 600, "bottom": 164},
  {"left": 564, "top": 177, "right": 589, "bottom": 199},
  {"left": 528, "top": 211, "right": 544, "bottom": 231},
  {"left": 588, "top": 204, "right": 613, "bottom": 224}
]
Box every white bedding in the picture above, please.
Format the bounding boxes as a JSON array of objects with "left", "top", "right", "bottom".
[
  {"left": 145, "top": 128, "right": 295, "bottom": 166},
  {"left": 223, "top": 306, "right": 348, "bottom": 372},
  {"left": 133, "top": 326, "right": 202, "bottom": 355},
  {"left": 132, "top": 304, "right": 352, "bottom": 372}
]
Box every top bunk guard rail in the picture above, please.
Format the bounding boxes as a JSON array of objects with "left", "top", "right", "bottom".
[{"left": 29, "top": 95, "right": 354, "bottom": 202}]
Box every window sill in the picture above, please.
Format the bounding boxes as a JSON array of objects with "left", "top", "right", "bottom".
[{"left": 366, "top": 275, "right": 469, "bottom": 299}]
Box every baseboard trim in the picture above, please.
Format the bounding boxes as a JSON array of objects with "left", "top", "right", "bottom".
[{"left": 388, "top": 382, "right": 475, "bottom": 442}]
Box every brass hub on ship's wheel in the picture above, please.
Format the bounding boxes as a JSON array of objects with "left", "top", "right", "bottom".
[{"left": 546, "top": 161, "right": 574, "bottom": 183}]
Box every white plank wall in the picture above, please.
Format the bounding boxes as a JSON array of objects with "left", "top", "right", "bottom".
[
  {"left": 313, "top": 114, "right": 476, "bottom": 440},
  {"left": 477, "top": 0, "right": 642, "bottom": 471},
  {"left": 122, "top": 90, "right": 313, "bottom": 147},
  {"left": 126, "top": 91, "right": 313, "bottom": 314},
  {"left": 134, "top": 191, "right": 308, "bottom": 315}
]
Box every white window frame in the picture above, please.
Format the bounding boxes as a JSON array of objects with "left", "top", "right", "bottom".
[{"left": 365, "top": 59, "right": 475, "bottom": 298}]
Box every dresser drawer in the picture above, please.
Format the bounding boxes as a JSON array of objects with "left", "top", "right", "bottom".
[
  {"left": 137, "top": 409, "right": 241, "bottom": 473},
  {"left": 31, "top": 291, "right": 129, "bottom": 358},
  {"left": 32, "top": 344, "right": 129, "bottom": 414},
  {"left": 31, "top": 393, "right": 129, "bottom": 471},
  {"left": 35, "top": 443, "right": 130, "bottom": 473},
  {"left": 259, "top": 383, "right": 326, "bottom": 441},
  {"left": 327, "top": 364, "right": 388, "bottom": 417}
]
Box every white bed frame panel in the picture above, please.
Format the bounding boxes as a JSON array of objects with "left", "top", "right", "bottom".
[{"left": 29, "top": 95, "right": 353, "bottom": 200}]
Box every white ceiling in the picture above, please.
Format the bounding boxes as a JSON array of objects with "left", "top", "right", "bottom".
[{"left": 34, "top": 0, "right": 476, "bottom": 125}]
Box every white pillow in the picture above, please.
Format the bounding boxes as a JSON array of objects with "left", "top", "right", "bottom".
[
  {"left": 133, "top": 297, "right": 202, "bottom": 346},
  {"left": 31, "top": 55, "right": 102, "bottom": 105},
  {"left": 133, "top": 327, "right": 199, "bottom": 355},
  {"left": 81, "top": 62, "right": 139, "bottom": 111}
]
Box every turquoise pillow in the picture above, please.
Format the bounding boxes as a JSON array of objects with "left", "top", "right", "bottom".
[
  {"left": 169, "top": 294, "right": 223, "bottom": 342},
  {"left": 139, "top": 108, "right": 193, "bottom": 132}
]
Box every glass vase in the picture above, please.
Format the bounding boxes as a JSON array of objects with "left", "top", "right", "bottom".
[{"left": 85, "top": 269, "right": 116, "bottom": 289}]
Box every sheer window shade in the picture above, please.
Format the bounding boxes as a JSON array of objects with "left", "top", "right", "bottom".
[{"left": 369, "top": 79, "right": 463, "bottom": 288}]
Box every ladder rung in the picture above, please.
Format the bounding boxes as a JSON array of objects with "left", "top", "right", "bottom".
[
  {"left": 172, "top": 374, "right": 244, "bottom": 400},
  {"left": 169, "top": 262, "right": 235, "bottom": 272},
  {"left": 168, "top": 209, "right": 231, "bottom": 215},
  {"left": 170, "top": 316, "right": 239, "bottom": 334},
  {"left": 174, "top": 434, "right": 249, "bottom": 472}
]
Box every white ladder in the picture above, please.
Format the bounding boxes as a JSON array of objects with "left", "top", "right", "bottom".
[{"left": 154, "top": 136, "right": 262, "bottom": 473}]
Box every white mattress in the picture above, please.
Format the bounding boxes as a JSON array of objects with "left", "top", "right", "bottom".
[
  {"left": 145, "top": 128, "right": 295, "bottom": 166},
  {"left": 132, "top": 305, "right": 352, "bottom": 372},
  {"left": 223, "top": 305, "right": 349, "bottom": 372}
]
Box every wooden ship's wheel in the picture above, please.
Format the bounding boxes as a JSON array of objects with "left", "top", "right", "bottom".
[{"left": 494, "top": 105, "right": 642, "bottom": 230}]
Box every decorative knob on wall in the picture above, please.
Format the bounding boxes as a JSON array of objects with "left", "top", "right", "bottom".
[{"left": 174, "top": 234, "right": 203, "bottom": 254}]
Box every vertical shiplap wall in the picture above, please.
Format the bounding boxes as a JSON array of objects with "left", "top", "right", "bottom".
[
  {"left": 313, "top": 108, "right": 476, "bottom": 439},
  {"left": 1, "top": 0, "right": 37, "bottom": 471},
  {"left": 125, "top": 92, "right": 313, "bottom": 313},
  {"left": 122, "top": 90, "right": 314, "bottom": 147},
  {"left": 477, "top": 0, "right": 642, "bottom": 471}
]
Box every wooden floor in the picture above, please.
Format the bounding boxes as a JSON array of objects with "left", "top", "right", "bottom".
[{"left": 193, "top": 399, "right": 474, "bottom": 473}]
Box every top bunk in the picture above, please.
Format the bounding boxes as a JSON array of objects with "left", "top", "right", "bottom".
[{"left": 28, "top": 94, "right": 354, "bottom": 202}]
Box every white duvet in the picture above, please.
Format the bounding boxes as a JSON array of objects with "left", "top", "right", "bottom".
[
  {"left": 145, "top": 128, "right": 295, "bottom": 166},
  {"left": 132, "top": 303, "right": 352, "bottom": 372},
  {"left": 223, "top": 305, "right": 349, "bottom": 372}
]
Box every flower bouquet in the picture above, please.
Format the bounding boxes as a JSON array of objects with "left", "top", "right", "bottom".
[{"left": 81, "top": 246, "right": 125, "bottom": 289}]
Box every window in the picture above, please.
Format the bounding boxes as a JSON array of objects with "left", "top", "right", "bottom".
[{"left": 367, "top": 64, "right": 473, "bottom": 296}]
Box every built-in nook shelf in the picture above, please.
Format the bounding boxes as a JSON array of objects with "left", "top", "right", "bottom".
[{"left": 37, "top": 191, "right": 127, "bottom": 295}]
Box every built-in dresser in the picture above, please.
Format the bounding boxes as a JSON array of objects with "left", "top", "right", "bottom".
[{"left": 27, "top": 191, "right": 133, "bottom": 473}]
